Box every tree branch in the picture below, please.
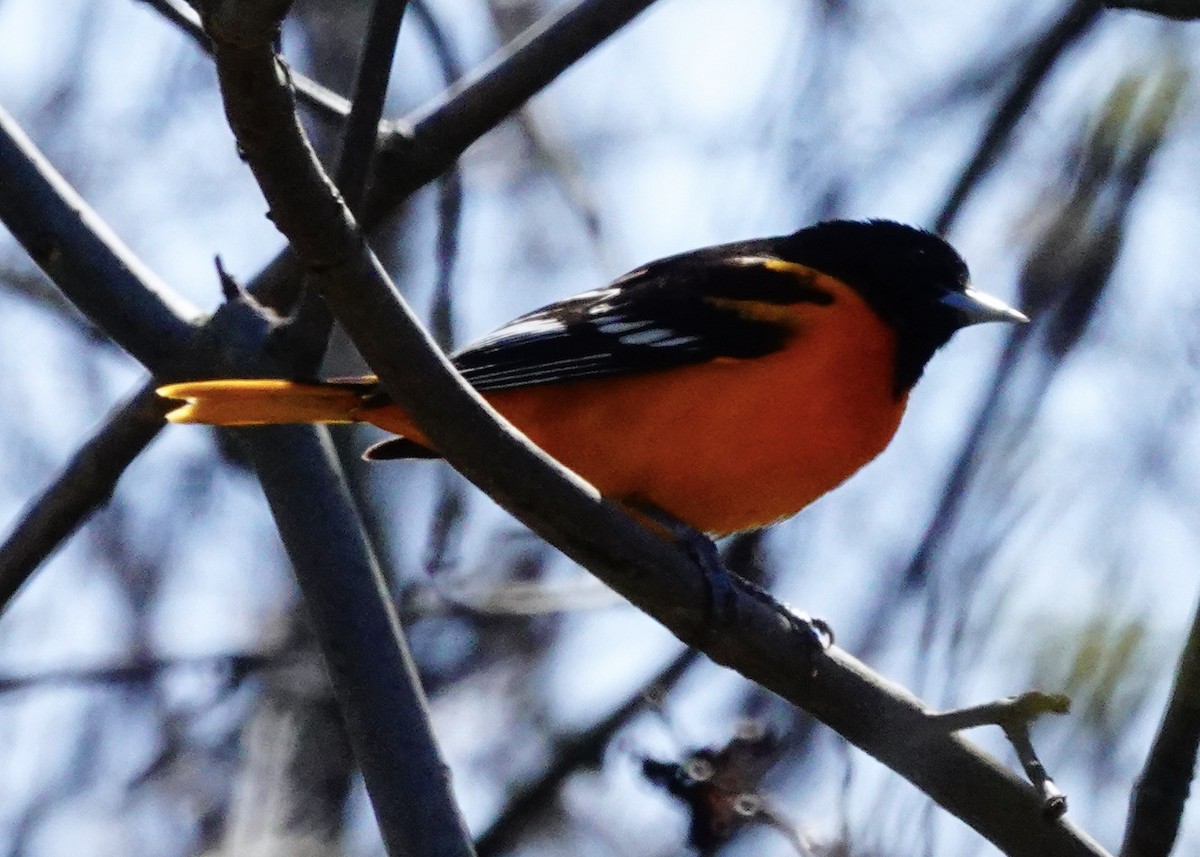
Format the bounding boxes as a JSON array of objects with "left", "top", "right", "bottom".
[
  {"left": 0, "top": 383, "right": 169, "bottom": 616},
  {"left": 365, "top": 0, "right": 664, "bottom": 222},
  {"left": 1103, "top": 0, "right": 1200, "bottom": 20},
  {"left": 133, "top": 0, "right": 353, "bottom": 122},
  {"left": 240, "top": 424, "right": 476, "bottom": 857},
  {"left": 289, "top": 0, "right": 411, "bottom": 366},
  {"left": 1121, "top": 590, "right": 1200, "bottom": 857},
  {"left": 0, "top": 105, "right": 200, "bottom": 368},
  {"left": 929, "top": 691, "right": 1071, "bottom": 818},
  {"left": 334, "top": 0, "right": 408, "bottom": 215}
]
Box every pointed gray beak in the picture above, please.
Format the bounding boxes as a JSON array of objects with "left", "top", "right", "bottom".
[{"left": 939, "top": 286, "right": 1029, "bottom": 326}]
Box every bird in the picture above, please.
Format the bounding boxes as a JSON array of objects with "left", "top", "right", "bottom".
[{"left": 159, "top": 219, "right": 1026, "bottom": 536}]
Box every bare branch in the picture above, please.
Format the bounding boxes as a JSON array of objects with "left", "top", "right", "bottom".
[
  {"left": 1104, "top": 0, "right": 1200, "bottom": 19},
  {"left": 0, "top": 105, "right": 199, "bottom": 367},
  {"left": 133, "top": 0, "right": 353, "bottom": 121},
  {"left": 0, "top": 649, "right": 278, "bottom": 694},
  {"left": 334, "top": 0, "right": 408, "bottom": 215},
  {"left": 1121, "top": 592, "right": 1200, "bottom": 857},
  {"left": 289, "top": 0, "right": 411, "bottom": 366},
  {"left": 238, "top": 424, "right": 477, "bottom": 857},
  {"left": 134, "top": 0, "right": 212, "bottom": 52},
  {"left": 0, "top": 383, "right": 169, "bottom": 617},
  {"left": 930, "top": 692, "right": 1072, "bottom": 818}
]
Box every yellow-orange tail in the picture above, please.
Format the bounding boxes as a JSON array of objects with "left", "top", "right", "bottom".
[{"left": 157, "top": 379, "right": 370, "bottom": 426}]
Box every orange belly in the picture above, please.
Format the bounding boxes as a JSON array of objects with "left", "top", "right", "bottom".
[{"left": 365, "top": 288, "right": 907, "bottom": 535}]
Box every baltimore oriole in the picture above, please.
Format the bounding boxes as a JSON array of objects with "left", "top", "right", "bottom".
[{"left": 159, "top": 220, "right": 1026, "bottom": 535}]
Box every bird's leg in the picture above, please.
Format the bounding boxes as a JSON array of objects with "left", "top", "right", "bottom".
[
  {"left": 631, "top": 503, "right": 832, "bottom": 669},
  {"left": 926, "top": 691, "right": 1070, "bottom": 818}
]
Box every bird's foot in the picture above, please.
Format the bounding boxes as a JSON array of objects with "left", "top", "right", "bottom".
[{"left": 634, "top": 503, "right": 832, "bottom": 673}]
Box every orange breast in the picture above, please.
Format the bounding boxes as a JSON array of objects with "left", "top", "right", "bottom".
[{"left": 368, "top": 283, "right": 907, "bottom": 535}]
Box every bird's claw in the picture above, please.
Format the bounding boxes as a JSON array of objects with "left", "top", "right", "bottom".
[{"left": 635, "top": 502, "right": 832, "bottom": 676}]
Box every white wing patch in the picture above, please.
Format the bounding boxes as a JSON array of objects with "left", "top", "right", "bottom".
[
  {"left": 652, "top": 335, "right": 701, "bottom": 348},
  {"left": 595, "top": 319, "right": 648, "bottom": 334},
  {"left": 449, "top": 257, "right": 798, "bottom": 391},
  {"left": 617, "top": 328, "right": 689, "bottom": 346}
]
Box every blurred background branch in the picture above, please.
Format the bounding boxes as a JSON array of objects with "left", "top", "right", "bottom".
[{"left": 1121, "top": 590, "right": 1200, "bottom": 857}]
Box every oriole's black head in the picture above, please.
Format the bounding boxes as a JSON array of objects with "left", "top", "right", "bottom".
[{"left": 776, "top": 220, "right": 1026, "bottom": 392}]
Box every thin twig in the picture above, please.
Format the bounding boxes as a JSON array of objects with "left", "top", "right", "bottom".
[
  {"left": 0, "top": 649, "right": 279, "bottom": 694},
  {"left": 132, "top": 0, "right": 353, "bottom": 122},
  {"left": 334, "top": 0, "right": 409, "bottom": 215},
  {"left": 288, "top": 0, "right": 411, "bottom": 365},
  {"left": 927, "top": 691, "right": 1071, "bottom": 732},
  {"left": 134, "top": 0, "right": 212, "bottom": 51},
  {"left": 929, "top": 691, "right": 1071, "bottom": 818}
]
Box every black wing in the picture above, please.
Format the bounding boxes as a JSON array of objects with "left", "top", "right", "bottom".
[{"left": 449, "top": 250, "right": 833, "bottom": 392}]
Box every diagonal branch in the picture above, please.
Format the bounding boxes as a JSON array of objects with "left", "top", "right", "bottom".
[
  {"left": 365, "top": 0, "right": 664, "bottom": 222},
  {"left": 0, "top": 383, "right": 169, "bottom": 615},
  {"left": 0, "top": 105, "right": 199, "bottom": 368},
  {"left": 334, "top": 0, "right": 409, "bottom": 215},
  {"left": 934, "top": 0, "right": 1101, "bottom": 234},
  {"left": 1121, "top": 590, "right": 1200, "bottom": 857},
  {"left": 239, "top": 424, "right": 477, "bottom": 857}
]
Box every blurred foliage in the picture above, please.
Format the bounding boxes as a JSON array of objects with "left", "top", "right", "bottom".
[{"left": 1030, "top": 612, "right": 1153, "bottom": 741}]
